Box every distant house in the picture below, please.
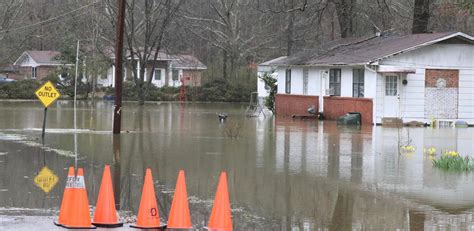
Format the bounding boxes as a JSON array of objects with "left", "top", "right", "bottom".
[
  {"left": 260, "top": 32, "right": 474, "bottom": 125},
  {"left": 11, "top": 51, "right": 69, "bottom": 80},
  {"left": 98, "top": 50, "right": 207, "bottom": 88}
]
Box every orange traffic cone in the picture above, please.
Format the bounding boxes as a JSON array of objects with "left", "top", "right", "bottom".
[
  {"left": 207, "top": 172, "right": 232, "bottom": 231},
  {"left": 92, "top": 165, "right": 123, "bottom": 227},
  {"left": 130, "top": 168, "right": 166, "bottom": 229},
  {"left": 167, "top": 170, "right": 192, "bottom": 229},
  {"left": 54, "top": 166, "right": 75, "bottom": 227},
  {"left": 62, "top": 168, "right": 96, "bottom": 229}
]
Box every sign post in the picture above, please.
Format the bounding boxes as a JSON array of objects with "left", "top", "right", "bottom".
[{"left": 35, "top": 81, "right": 61, "bottom": 140}]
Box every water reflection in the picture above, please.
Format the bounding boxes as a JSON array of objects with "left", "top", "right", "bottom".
[{"left": 0, "top": 101, "right": 474, "bottom": 230}]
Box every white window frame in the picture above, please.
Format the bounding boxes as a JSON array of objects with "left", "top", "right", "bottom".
[
  {"left": 153, "top": 69, "right": 162, "bottom": 81},
  {"left": 352, "top": 69, "right": 364, "bottom": 98},
  {"left": 303, "top": 68, "right": 308, "bottom": 95},
  {"left": 385, "top": 75, "right": 398, "bottom": 96},
  {"left": 329, "top": 68, "right": 341, "bottom": 96},
  {"left": 285, "top": 68, "right": 291, "bottom": 94},
  {"left": 32, "top": 67, "right": 37, "bottom": 79}
]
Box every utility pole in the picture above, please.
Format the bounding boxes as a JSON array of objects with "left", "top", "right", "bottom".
[{"left": 113, "top": 0, "right": 126, "bottom": 134}]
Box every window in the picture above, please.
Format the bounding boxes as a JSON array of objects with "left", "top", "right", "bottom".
[
  {"left": 285, "top": 69, "right": 291, "bottom": 94},
  {"left": 352, "top": 69, "right": 364, "bottom": 97},
  {"left": 154, "top": 69, "right": 161, "bottom": 80},
  {"left": 303, "top": 68, "right": 308, "bottom": 95},
  {"left": 329, "top": 69, "right": 341, "bottom": 96},
  {"left": 172, "top": 70, "right": 179, "bottom": 81},
  {"left": 385, "top": 76, "right": 398, "bottom": 96},
  {"left": 32, "top": 67, "right": 37, "bottom": 79}
]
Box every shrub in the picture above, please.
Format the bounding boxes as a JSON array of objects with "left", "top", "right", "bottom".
[
  {"left": 432, "top": 150, "right": 474, "bottom": 171},
  {"left": 0, "top": 80, "right": 40, "bottom": 99}
]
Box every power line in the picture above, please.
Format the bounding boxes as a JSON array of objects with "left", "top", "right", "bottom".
[{"left": 0, "top": 2, "right": 98, "bottom": 34}]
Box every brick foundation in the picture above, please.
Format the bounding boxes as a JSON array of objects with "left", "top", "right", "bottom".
[
  {"left": 323, "top": 96, "right": 373, "bottom": 124},
  {"left": 275, "top": 94, "right": 318, "bottom": 117}
]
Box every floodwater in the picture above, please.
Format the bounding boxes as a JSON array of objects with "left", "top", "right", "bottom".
[{"left": 0, "top": 100, "right": 473, "bottom": 230}]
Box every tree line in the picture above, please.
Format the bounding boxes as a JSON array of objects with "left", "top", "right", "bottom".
[{"left": 0, "top": 0, "right": 472, "bottom": 103}]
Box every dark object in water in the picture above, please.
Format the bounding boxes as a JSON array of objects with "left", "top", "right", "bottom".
[
  {"left": 103, "top": 95, "right": 115, "bottom": 101},
  {"left": 337, "top": 112, "right": 361, "bottom": 125},
  {"left": 218, "top": 113, "right": 228, "bottom": 122}
]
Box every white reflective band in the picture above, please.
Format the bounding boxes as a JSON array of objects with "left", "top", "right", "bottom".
[
  {"left": 65, "top": 176, "right": 75, "bottom": 189},
  {"left": 75, "top": 176, "right": 85, "bottom": 189}
]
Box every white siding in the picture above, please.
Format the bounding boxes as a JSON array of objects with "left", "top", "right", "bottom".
[
  {"left": 277, "top": 68, "right": 286, "bottom": 94},
  {"left": 399, "top": 69, "right": 425, "bottom": 121},
  {"left": 291, "top": 68, "right": 304, "bottom": 94},
  {"left": 340, "top": 67, "right": 353, "bottom": 97},
  {"left": 375, "top": 73, "right": 384, "bottom": 124},
  {"left": 379, "top": 43, "right": 474, "bottom": 124},
  {"left": 459, "top": 69, "right": 474, "bottom": 120},
  {"left": 365, "top": 68, "right": 377, "bottom": 123},
  {"left": 381, "top": 44, "right": 474, "bottom": 69},
  {"left": 257, "top": 72, "right": 269, "bottom": 98},
  {"left": 307, "top": 68, "right": 321, "bottom": 95}
]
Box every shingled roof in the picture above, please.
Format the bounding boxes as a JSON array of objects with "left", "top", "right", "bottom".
[
  {"left": 171, "top": 54, "right": 207, "bottom": 69},
  {"left": 267, "top": 32, "right": 474, "bottom": 66},
  {"left": 13, "top": 50, "right": 64, "bottom": 66}
]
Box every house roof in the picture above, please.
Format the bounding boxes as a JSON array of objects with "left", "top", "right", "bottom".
[
  {"left": 171, "top": 54, "right": 207, "bottom": 70},
  {"left": 13, "top": 50, "right": 63, "bottom": 66},
  {"left": 267, "top": 32, "right": 474, "bottom": 66}
]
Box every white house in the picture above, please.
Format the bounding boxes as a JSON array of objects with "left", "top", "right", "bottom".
[
  {"left": 97, "top": 50, "right": 207, "bottom": 88},
  {"left": 260, "top": 32, "right": 474, "bottom": 125}
]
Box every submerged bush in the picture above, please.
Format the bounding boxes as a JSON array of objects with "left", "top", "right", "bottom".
[
  {"left": 432, "top": 151, "right": 474, "bottom": 171},
  {"left": 0, "top": 80, "right": 40, "bottom": 99}
]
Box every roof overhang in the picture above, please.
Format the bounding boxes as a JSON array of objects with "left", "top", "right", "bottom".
[{"left": 377, "top": 65, "right": 416, "bottom": 73}]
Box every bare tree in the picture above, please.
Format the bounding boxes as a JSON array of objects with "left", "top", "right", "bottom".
[{"left": 106, "top": 0, "right": 182, "bottom": 105}]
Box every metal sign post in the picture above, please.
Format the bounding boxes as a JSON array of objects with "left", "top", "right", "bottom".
[{"left": 35, "top": 81, "right": 61, "bottom": 139}]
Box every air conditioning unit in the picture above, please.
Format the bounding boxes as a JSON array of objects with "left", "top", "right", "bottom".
[{"left": 325, "top": 88, "right": 334, "bottom": 95}]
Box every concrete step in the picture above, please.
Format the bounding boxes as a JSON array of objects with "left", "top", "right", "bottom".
[{"left": 382, "top": 117, "right": 403, "bottom": 126}]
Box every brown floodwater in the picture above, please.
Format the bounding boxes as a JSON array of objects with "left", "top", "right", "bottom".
[{"left": 0, "top": 100, "right": 473, "bottom": 230}]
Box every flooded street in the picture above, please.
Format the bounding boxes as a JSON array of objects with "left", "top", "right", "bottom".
[{"left": 0, "top": 100, "right": 474, "bottom": 230}]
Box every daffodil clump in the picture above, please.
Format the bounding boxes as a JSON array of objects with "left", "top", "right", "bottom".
[{"left": 432, "top": 150, "right": 474, "bottom": 171}]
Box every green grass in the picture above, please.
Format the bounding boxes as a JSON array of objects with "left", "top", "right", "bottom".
[{"left": 432, "top": 152, "right": 474, "bottom": 171}]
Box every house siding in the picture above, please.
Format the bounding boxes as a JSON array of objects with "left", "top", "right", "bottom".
[
  {"left": 459, "top": 69, "right": 474, "bottom": 120},
  {"left": 379, "top": 43, "right": 474, "bottom": 124},
  {"left": 182, "top": 70, "right": 202, "bottom": 87}
]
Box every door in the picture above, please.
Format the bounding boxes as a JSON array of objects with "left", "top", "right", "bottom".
[{"left": 383, "top": 75, "right": 400, "bottom": 117}]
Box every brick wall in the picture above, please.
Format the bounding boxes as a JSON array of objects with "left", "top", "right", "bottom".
[
  {"left": 323, "top": 96, "right": 373, "bottom": 124},
  {"left": 37, "top": 66, "right": 56, "bottom": 80},
  {"left": 16, "top": 66, "right": 57, "bottom": 80},
  {"left": 275, "top": 94, "right": 318, "bottom": 117},
  {"left": 425, "top": 69, "right": 459, "bottom": 88}
]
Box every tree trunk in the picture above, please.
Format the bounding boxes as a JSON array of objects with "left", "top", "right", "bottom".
[
  {"left": 412, "top": 0, "right": 431, "bottom": 33},
  {"left": 286, "top": 0, "right": 295, "bottom": 56},
  {"left": 334, "top": 0, "right": 355, "bottom": 38},
  {"left": 137, "top": 64, "right": 146, "bottom": 105},
  {"left": 223, "top": 50, "right": 228, "bottom": 79}
]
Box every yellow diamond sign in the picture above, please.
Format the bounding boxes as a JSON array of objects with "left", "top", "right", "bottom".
[
  {"left": 35, "top": 81, "right": 61, "bottom": 108},
  {"left": 34, "top": 166, "right": 59, "bottom": 193}
]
